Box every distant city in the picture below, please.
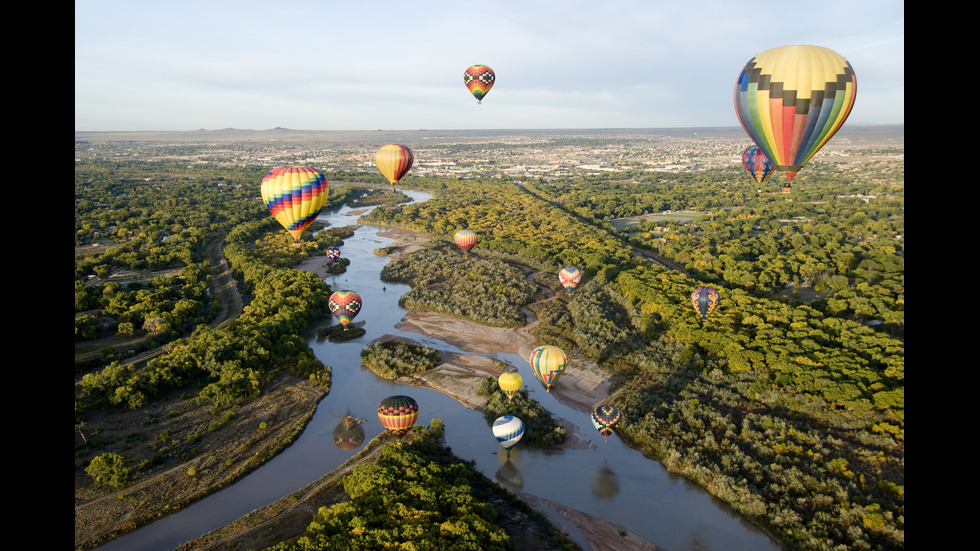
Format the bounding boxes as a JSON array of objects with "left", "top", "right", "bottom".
[{"left": 74, "top": 125, "right": 904, "bottom": 180}]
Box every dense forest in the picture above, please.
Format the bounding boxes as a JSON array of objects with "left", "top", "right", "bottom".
[{"left": 75, "top": 149, "right": 903, "bottom": 550}]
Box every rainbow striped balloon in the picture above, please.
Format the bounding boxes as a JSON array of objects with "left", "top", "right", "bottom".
[
  {"left": 328, "top": 290, "right": 362, "bottom": 326},
  {"left": 559, "top": 267, "right": 581, "bottom": 291},
  {"left": 734, "top": 45, "right": 856, "bottom": 183},
  {"left": 260, "top": 166, "right": 329, "bottom": 241},
  {"left": 454, "top": 228, "right": 478, "bottom": 255}
]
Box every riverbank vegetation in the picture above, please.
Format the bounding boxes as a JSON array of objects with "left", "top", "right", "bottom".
[
  {"left": 360, "top": 340, "right": 442, "bottom": 379},
  {"left": 265, "top": 421, "right": 579, "bottom": 551},
  {"left": 380, "top": 246, "right": 541, "bottom": 327}
]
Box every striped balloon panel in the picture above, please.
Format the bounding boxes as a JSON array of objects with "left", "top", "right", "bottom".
[
  {"left": 260, "top": 166, "right": 329, "bottom": 240},
  {"left": 378, "top": 395, "right": 419, "bottom": 436},
  {"left": 529, "top": 345, "right": 567, "bottom": 389},
  {"left": 734, "top": 45, "right": 856, "bottom": 180},
  {"left": 492, "top": 415, "right": 524, "bottom": 450},
  {"left": 375, "top": 145, "right": 414, "bottom": 188},
  {"left": 454, "top": 229, "right": 478, "bottom": 253}
]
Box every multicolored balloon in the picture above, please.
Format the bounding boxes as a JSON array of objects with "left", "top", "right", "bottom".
[
  {"left": 454, "top": 228, "right": 478, "bottom": 255},
  {"left": 591, "top": 405, "right": 622, "bottom": 441},
  {"left": 328, "top": 290, "right": 362, "bottom": 327},
  {"left": 529, "top": 345, "right": 567, "bottom": 392},
  {"left": 741, "top": 145, "right": 776, "bottom": 184},
  {"left": 260, "top": 166, "right": 329, "bottom": 241},
  {"left": 327, "top": 247, "right": 341, "bottom": 262},
  {"left": 463, "top": 65, "right": 495, "bottom": 104},
  {"left": 734, "top": 44, "right": 857, "bottom": 186},
  {"left": 498, "top": 372, "right": 523, "bottom": 401},
  {"left": 691, "top": 286, "right": 720, "bottom": 324},
  {"left": 375, "top": 144, "right": 414, "bottom": 189},
  {"left": 492, "top": 415, "right": 524, "bottom": 455},
  {"left": 559, "top": 267, "right": 582, "bottom": 291},
  {"left": 378, "top": 395, "right": 419, "bottom": 439}
]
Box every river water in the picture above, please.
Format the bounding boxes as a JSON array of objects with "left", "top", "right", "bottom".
[{"left": 97, "top": 190, "right": 780, "bottom": 551}]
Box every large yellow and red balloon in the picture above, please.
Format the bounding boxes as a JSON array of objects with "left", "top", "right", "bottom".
[
  {"left": 375, "top": 144, "right": 414, "bottom": 189},
  {"left": 529, "top": 345, "right": 567, "bottom": 392},
  {"left": 463, "top": 65, "right": 495, "bottom": 104},
  {"left": 454, "top": 228, "right": 478, "bottom": 255},
  {"left": 378, "top": 395, "right": 419, "bottom": 439},
  {"left": 734, "top": 45, "right": 856, "bottom": 185},
  {"left": 260, "top": 166, "right": 329, "bottom": 241}
]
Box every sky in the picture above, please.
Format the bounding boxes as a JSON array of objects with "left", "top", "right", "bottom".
[{"left": 75, "top": 0, "right": 904, "bottom": 132}]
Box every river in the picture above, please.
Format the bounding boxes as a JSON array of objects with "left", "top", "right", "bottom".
[{"left": 97, "top": 190, "right": 781, "bottom": 551}]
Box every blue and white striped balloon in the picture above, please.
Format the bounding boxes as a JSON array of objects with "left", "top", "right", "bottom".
[{"left": 492, "top": 416, "right": 525, "bottom": 451}]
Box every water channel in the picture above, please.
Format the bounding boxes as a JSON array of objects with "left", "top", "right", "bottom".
[{"left": 98, "top": 190, "right": 781, "bottom": 551}]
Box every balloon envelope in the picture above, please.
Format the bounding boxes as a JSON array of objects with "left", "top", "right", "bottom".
[
  {"left": 327, "top": 247, "right": 341, "bottom": 262},
  {"left": 734, "top": 44, "right": 856, "bottom": 182},
  {"left": 328, "top": 291, "right": 362, "bottom": 326},
  {"left": 378, "top": 395, "right": 419, "bottom": 437},
  {"left": 375, "top": 145, "right": 414, "bottom": 189},
  {"left": 498, "top": 372, "right": 523, "bottom": 401},
  {"left": 454, "top": 229, "right": 478, "bottom": 254},
  {"left": 691, "top": 286, "right": 720, "bottom": 323},
  {"left": 260, "top": 166, "right": 329, "bottom": 240},
  {"left": 492, "top": 415, "right": 524, "bottom": 451},
  {"left": 591, "top": 405, "right": 622, "bottom": 439},
  {"left": 741, "top": 145, "right": 776, "bottom": 184},
  {"left": 559, "top": 268, "right": 582, "bottom": 291},
  {"left": 463, "top": 65, "right": 495, "bottom": 104},
  {"left": 529, "top": 345, "right": 567, "bottom": 391}
]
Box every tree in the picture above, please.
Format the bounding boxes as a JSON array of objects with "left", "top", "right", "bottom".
[{"left": 85, "top": 453, "right": 133, "bottom": 489}]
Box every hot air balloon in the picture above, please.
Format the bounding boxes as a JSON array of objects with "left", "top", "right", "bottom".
[
  {"left": 734, "top": 45, "right": 856, "bottom": 188},
  {"left": 454, "top": 228, "right": 477, "bottom": 255},
  {"left": 498, "top": 372, "right": 523, "bottom": 401},
  {"left": 463, "top": 65, "right": 495, "bottom": 104},
  {"left": 559, "top": 268, "right": 582, "bottom": 291},
  {"left": 328, "top": 290, "right": 362, "bottom": 328},
  {"left": 591, "top": 405, "right": 622, "bottom": 442},
  {"left": 691, "top": 286, "right": 720, "bottom": 324},
  {"left": 327, "top": 247, "right": 341, "bottom": 262},
  {"left": 260, "top": 166, "right": 329, "bottom": 242},
  {"left": 378, "top": 395, "right": 419, "bottom": 441},
  {"left": 492, "top": 415, "right": 524, "bottom": 456},
  {"left": 529, "top": 345, "right": 567, "bottom": 392},
  {"left": 741, "top": 145, "right": 776, "bottom": 184},
  {"left": 375, "top": 144, "right": 414, "bottom": 189}
]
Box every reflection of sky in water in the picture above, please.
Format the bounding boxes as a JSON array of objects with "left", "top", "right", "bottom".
[{"left": 98, "top": 191, "right": 780, "bottom": 551}]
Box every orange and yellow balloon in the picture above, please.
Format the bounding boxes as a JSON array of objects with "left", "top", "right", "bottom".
[
  {"left": 375, "top": 144, "right": 414, "bottom": 189},
  {"left": 260, "top": 166, "right": 329, "bottom": 241},
  {"left": 734, "top": 45, "right": 856, "bottom": 186},
  {"left": 378, "top": 395, "right": 419, "bottom": 440}
]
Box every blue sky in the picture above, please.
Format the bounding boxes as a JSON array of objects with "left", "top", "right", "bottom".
[{"left": 75, "top": 1, "right": 904, "bottom": 131}]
